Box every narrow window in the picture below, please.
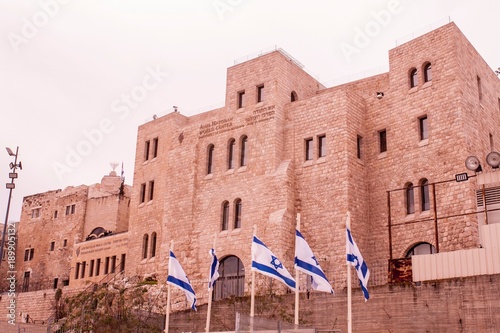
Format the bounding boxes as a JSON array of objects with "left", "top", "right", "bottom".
[
  {"left": 257, "top": 85, "right": 264, "bottom": 103},
  {"left": 420, "top": 179, "right": 430, "bottom": 211},
  {"left": 65, "top": 205, "right": 70, "bottom": 215},
  {"left": 142, "top": 234, "right": 149, "bottom": 259},
  {"left": 150, "top": 232, "right": 157, "bottom": 258},
  {"left": 148, "top": 180, "right": 154, "bottom": 201},
  {"left": 490, "top": 133, "right": 494, "bottom": 151},
  {"left": 379, "top": 129, "right": 387, "bottom": 153},
  {"left": 63, "top": 239, "right": 67, "bottom": 247},
  {"left": 228, "top": 139, "right": 235, "bottom": 170},
  {"left": 410, "top": 68, "right": 418, "bottom": 88},
  {"left": 29, "top": 248, "right": 34, "bottom": 261},
  {"left": 75, "top": 263, "right": 80, "bottom": 280},
  {"left": 406, "top": 183, "right": 415, "bottom": 215},
  {"left": 207, "top": 144, "right": 215, "bottom": 174},
  {"left": 120, "top": 254, "right": 126, "bottom": 272},
  {"left": 89, "top": 260, "right": 94, "bottom": 277},
  {"left": 54, "top": 210, "right": 58, "bottom": 219},
  {"left": 477, "top": 76, "right": 482, "bottom": 101},
  {"left": 140, "top": 183, "right": 146, "bottom": 203},
  {"left": 31, "top": 208, "right": 40, "bottom": 219},
  {"left": 234, "top": 199, "right": 242, "bottom": 229},
  {"left": 222, "top": 201, "right": 229, "bottom": 231},
  {"left": 419, "top": 116, "right": 428, "bottom": 140},
  {"left": 145, "top": 140, "right": 150, "bottom": 161},
  {"left": 95, "top": 258, "right": 101, "bottom": 276},
  {"left": 424, "top": 63, "right": 432, "bottom": 82},
  {"left": 104, "top": 257, "right": 110, "bottom": 274},
  {"left": 24, "top": 249, "right": 29, "bottom": 261},
  {"left": 50, "top": 241, "right": 55, "bottom": 251},
  {"left": 53, "top": 278, "right": 58, "bottom": 289},
  {"left": 237, "top": 91, "right": 245, "bottom": 108},
  {"left": 240, "top": 136, "right": 248, "bottom": 167},
  {"left": 318, "top": 135, "right": 326, "bottom": 158},
  {"left": 357, "top": 135, "right": 363, "bottom": 159},
  {"left": 291, "top": 91, "right": 298, "bottom": 102},
  {"left": 81, "top": 261, "right": 86, "bottom": 279},
  {"left": 22, "top": 272, "right": 30, "bottom": 292},
  {"left": 111, "top": 256, "right": 116, "bottom": 273},
  {"left": 152, "top": 138, "right": 158, "bottom": 158},
  {"left": 305, "top": 138, "right": 313, "bottom": 161},
  {"left": 71, "top": 204, "right": 75, "bottom": 214}
]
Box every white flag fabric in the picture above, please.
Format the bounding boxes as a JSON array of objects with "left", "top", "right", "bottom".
[
  {"left": 208, "top": 248, "right": 220, "bottom": 290},
  {"left": 295, "top": 230, "right": 334, "bottom": 294},
  {"left": 346, "top": 226, "right": 370, "bottom": 301},
  {"left": 167, "top": 250, "right": 197, "bottom": 310},
  {"left": 251, "top": 235, "right": 296, "bottom": 291}
]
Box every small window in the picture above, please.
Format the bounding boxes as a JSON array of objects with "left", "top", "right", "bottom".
[
  {"left": 410, "top": 68, "right": 418, "bottom": 88},
  {"left": 406, "top": 242, "right": 436, "bottom": 257},
  {"left": 423, "top": 63, "right": 432, "bottom": 82},
  {"left": 237, "top": 91, "right": 245, "bottom": 108},
  {"left": 148, "top": 180, "right": 155, "bottom": 201},
  {"left": 305, "top": 138, "right": 313, "bottom": 161},
  {"left": 65, "top": 204, "right": 75, "bottom": 215},
  {"left": 95, "top": 258, "right": 101, "bottom": 276},
  {"left": 222, "top": 201, "right": 229, "bottom": 231},
  {"left": 257, "top": 85, "right": 264, "bottom": 103},
  {"left": 318, "top": 135, "right": 326, "bottom": 158},
  {"left": 144, "top": 140, "right": 150, "bottom": 161},
  {"left": 50, "top": 241, "right": 55, "bottom": 251},
  {"left": 152, "top": 138, "right": 158, "bottom": 158},
  {"left": 63, "top": 239, "right": 67, "bottom": 247},
  {"left": 142, "top": 234, "right": 149, "bottom": 259},
  {"left": 420, "top": 179, "right": 430, "bottom": 211},
  {"left": 490, "top": 133, "right": 494, "bottom": 151},
  {"left": 234, "top": 199, "right": 242, "bottom": 229},
  {"left": 53, "top": 278, "right": 58, "bottom": 289},
  {"left": 477, "top": 76, "right": 482, "bottom": 101},
  {"left": 357, "top": 135, "right": 363, "bottom": 159},
  {"left": 240, "top": 136, "right": 248, "bottom": 167},
  {"left": 54, "top": 210, "right": 58, "bottom": 219},
  {"left": 89, "top": 260, "right": 94, "bottom": 277},
  {"left": 140, "top": 183, "right": 146, "bottom": 203},
  {"left": 111, "top": 256, "right": 116, "bottom": 274},
  {"left": 81, "top": 261, "right": 86, "bottom": 279},
  {"left": 207, "top": 144, "right": 215, "bottom": 174},
  {"left": 120, "top": 253, "right": 126, "bottom": 272},
  {"left": 104, "top": 257, "right": 110, "bottom": 274},
  {"left": 406, "top": 183, "right": 415, "bottom": 215},
  {"left": 75, "top": 263, "right": 80, "bottom": 280},
  {"left": 291, "top": 91, "right": 298, "bottom": 102},
  {"left": 31, "top": 208, "right": 41, "bottom": 219},
  {"left": 379, "top": 130, "right": 387, "bottom": 153},
  {"left": 150, "top": 232, "right": 157, "bottom": 258},
  {"left": 419, "top": 116, "right": 428, "bottom": 141},
  {"left": 228, "top": 139, "right": 235, "bottom": 170}
]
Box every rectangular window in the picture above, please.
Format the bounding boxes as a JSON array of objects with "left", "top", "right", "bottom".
[
  {"left": 24, "top": 249, "right": 29, "bottom": 261},
  {"left": 96, "top": 258, "right": 101, "bottom": 276},
  {"left": 111, "top": 255, "right": 117, "bottom": 274},
  {"left": 22, "top": 272, "right": 30, "bottom": 292},
  {"left": 257, "top": 85, "right": 264, "bottom": 103},
  {"left": 140, "top": 183, "right": 146, "bottom": 203},
  {"left": 379, "top": 129, "right": 387, "bottom": 153},
  {"left": 53, "top": 278, "right": 58, "bottom": 289},
  {"left": 357, "top": 135, "right": 363, "bottom": 159},
  {"left": 145, "top": 140, "right": 150, "bottom": 161},
  {"left": 89, "top": 260, "right": 94, "bottom": 277},
  {"left": 419, "top": 116, "right": 428, "bottom": 140},
  {"left": 81, "top": 261, "right": 86, "bottom": 279},
  {"left": 63, "top": 239, "right": 67, "bottom": 247},
  {"left": 54, "top": 210, "right": 58, "bottom": 219},
  {"left": 152, "top": 138, "right": 158, "bottom": 158},
  {"left": 31, "top": 208, "right": 40, "bottom": 219},
  {"left": 148, "top": 181, "right": 154, "bottom": 201},
  {"left": 75, "top": 263, "right": 80, "bottom": 280},
  {"left": 237, "top": 91, "right": 245, "bottom": 108},
  {"left": 318, "top": 135, "right": 326, "bottom": 158},
  {"left": 104, "top": 257, "right": 110, "bottom": 274},
  {"left": 120, "top": 253, "right": 126, "bottom": 272},
  {"left": 29, "top": 248, "right": 34, "bottom": 261},
  {"left": 305, "top": 138, "right": 313, "bottom": 161},
  {"left": 50, "top": 241, "right": 55, "bottom": 251},
  {"left": 477, "top": 76, "right": 482, "bottom": 101},
  {"left": 65, "top": 204, "right": 75, "bottom": 215},
  {"left": 490, "top": 133, "right": 494, "bottom": 151}
]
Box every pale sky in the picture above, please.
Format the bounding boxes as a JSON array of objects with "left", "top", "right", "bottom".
[{"left": 1, "top": 0, "right": 499, "bottom": 222}]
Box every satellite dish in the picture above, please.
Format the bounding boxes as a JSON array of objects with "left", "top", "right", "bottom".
[
  {"left": 486, "top": 151, "right": 500, "bottom": 168},
  {"left": 465, "top": 156, "right": 482, "bottom": 172}
]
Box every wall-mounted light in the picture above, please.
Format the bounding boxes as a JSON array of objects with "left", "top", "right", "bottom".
[
  {"left": 486, "top": 151, "right": 500, "bottom": 168},
  {"left": 376, "top": 92, "right": 384, "bottom": 99},
  {"left": 465, "top": 155, "right": 482, "bottom": 173}
]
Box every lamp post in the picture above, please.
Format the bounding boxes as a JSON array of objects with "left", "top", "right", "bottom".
[{"left": 0, "top": 147, "right": 22, "bottom": 269}]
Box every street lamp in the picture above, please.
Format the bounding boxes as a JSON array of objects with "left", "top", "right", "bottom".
[{"left": 0, "top": 147, "right": 22, "bottom": 269}]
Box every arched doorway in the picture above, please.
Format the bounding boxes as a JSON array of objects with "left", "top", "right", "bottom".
[{"left": 214, "top": 255, "right": 245, "bottom": 300}]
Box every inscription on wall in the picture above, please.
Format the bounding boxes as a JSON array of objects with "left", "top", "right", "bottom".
[
  {"left": 76, "top": 237, "right": 128, "bottom": 257},
  {"left": 198, "top": 105, "right": 275, "bottom": 138}
]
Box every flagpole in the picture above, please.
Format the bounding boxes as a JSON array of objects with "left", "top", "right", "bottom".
[
  {"left": 205, "top": 234, "right": 217, "bottom": 333},
  {"left": 294, "top": 213, "right": 300, "bottom": 326},
  {"left": 346, "top": 212, "right": 352, "bottom": 333},
  {"left": 165, "top": 240, "right": 174, "bottom": 333},
  {"left": 250, "top": 225, "right": 257, "bottom": 318}
]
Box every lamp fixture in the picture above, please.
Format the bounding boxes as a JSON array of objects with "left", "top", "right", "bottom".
[
  {"left": 376, "top": 92, "right": 384, "bottom": 99},
  {"left": 465, "top": 155, "right": 482, "bottom": 173},
  {"left": 486, "top": 151, "right": 500, "bottom": 168}
]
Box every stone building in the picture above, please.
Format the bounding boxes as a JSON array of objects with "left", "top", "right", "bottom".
[{"left": 4, "top": 21, "right": 500, "bottom": 327}]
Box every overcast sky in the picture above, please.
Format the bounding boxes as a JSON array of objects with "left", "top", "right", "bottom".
[{"left": 1, "top": 0, "right": 499, "bottom": 222}]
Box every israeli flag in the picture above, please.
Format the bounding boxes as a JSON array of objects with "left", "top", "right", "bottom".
[
  {"left": 167, "top": 250, "right": 197, "bottom": 310},
  {"left": 346, "top": 226, "right": 370, "bottom": 301},
  {"left": 208, "top": 248, "right": 220, "bottom": 290},
  {"left": 251, "top": 236, "right": 296, "bottom": 291},
  {"left": 295, "top": 230, "right": 334, "bottom": 294}
]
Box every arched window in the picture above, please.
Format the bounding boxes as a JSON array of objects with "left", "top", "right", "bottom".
[
  {"left": 409, "top": 68, "right": 418, "bottom": 88},
  {"left": 150, "top": 232, "right": 157, "bottom": 258},
  {"left": 221, "top": 201, "right": 229, "bottom": 231},
  {"left": 291, "top": 91, "right": 298, "bottom": 102},
  {"left": 240, "top": 135, "right": 248, "bottom": 167},
  {"left": 214, "top": 255, "right": 245, "bottom": 300},
  {"left": 228, "top": 139, "right": 235, "bottom": 170},
  {"left": 234, "top": 199, "right": 242, "bottom": 229},
  {"left": 142, "top": 234, "right": 149, "bottom": 260},
  {"left": 405, "top": 182, "right": 415, "bottom": 215},
  {"left": 420, "top": 178, "right": 430, "bottom": 211},
  {"left": 207, "top": 144, "right": 215, "bottom": 175},
  {"left": 423, "top": 63, "right": 432, "bottom": 82},
  {"left": 406, "top": 242, "right": 436, "bottom": 257}
]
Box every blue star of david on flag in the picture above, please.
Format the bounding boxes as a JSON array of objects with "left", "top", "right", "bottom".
[
  {"left": 346, "top": 225, "right": 370, "bottom": 301},
  {"left": 251, "top": 235, "right": 296, "bottom": 291}
]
